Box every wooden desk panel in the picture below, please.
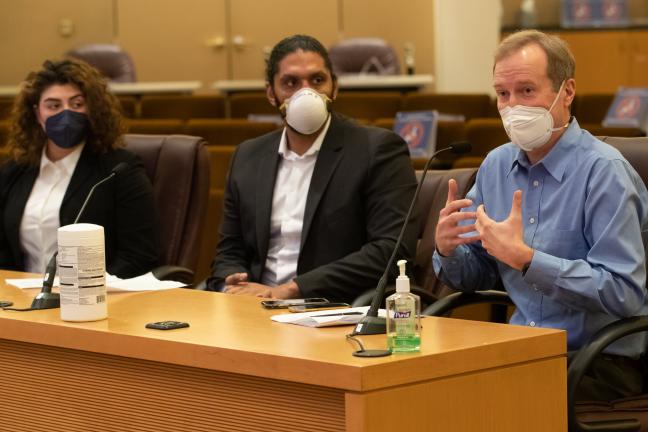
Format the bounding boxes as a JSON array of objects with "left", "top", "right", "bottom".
[
  {"left": 0, "top": 271, "right": 567, "bottom": 431},
  {"left": 0, "top": 338, "right": 345, "bottom": 432}
]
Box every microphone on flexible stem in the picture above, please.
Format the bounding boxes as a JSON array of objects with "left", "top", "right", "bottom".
[
  {"left": 25, "top": 162, "right": 129, "bottom": 311},
  {"left": 352, "top": 141, "right": 472, "bottom": 336}
]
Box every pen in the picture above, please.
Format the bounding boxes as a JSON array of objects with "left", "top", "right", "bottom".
[{"left": 313, "top": 311, "right": 365, "bottom": 317}]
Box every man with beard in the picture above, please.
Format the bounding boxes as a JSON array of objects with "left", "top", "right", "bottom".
[{"left": 206, "top": 34, "right": 417, "bottom": 303}]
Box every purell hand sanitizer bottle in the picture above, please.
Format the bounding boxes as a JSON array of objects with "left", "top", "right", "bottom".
[{"left": 386, "top": 260, "right": 421, "bottom": 352}]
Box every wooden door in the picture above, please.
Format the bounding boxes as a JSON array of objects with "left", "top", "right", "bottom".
[
  {"left": 0, "top": 0, "right": 114, "bottom": 85},
  {"left": 117, "top": 0, "right": 228, "bottom": 87},
  {"left": 228, "top": 0, "right": 339, "bottom": 80}
]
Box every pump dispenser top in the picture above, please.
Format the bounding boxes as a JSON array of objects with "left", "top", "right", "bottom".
[{"left": 396, "top": 259, "right": 410, "bottom": 293}]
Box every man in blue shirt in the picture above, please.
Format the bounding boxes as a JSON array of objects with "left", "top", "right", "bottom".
[{"left": 433, "top": 29, "right": 648, "bottom": 401}]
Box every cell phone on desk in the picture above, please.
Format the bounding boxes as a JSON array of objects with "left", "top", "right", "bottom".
[
  {"left": 288, "top": 302, "right": 350, "bottom": 313},
  {"left": 261, "top": 298, "right": 329, "bottom": 309},
  {"left": 145, "top": 321, "right": 190, "bottom": 330}
]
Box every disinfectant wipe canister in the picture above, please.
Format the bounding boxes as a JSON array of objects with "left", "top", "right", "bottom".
[{"left": 57, "top": 223, "right": 107, "bottom": 321}]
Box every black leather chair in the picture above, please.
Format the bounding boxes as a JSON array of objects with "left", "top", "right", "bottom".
[
  {"left": 124, "top": 134, "right": 210, "bottom": 283},
  {"left": 424, "top": 136, "right": 648, "bottom": 432}
]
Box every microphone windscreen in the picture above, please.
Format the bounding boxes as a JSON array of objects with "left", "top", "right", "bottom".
[
  {"left": 111, "top": 162, "right": 129, "bottom": 175},
  {"left": 449, "top": 141, "right": 472, "bottom": 154}
]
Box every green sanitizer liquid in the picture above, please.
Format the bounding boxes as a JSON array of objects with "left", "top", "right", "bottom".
[
  {"left": 387, "top": 307, "right": 421, "bottom": 352},
  {"left": 386, "top": 260, "right": 421, "bottom": 353}
]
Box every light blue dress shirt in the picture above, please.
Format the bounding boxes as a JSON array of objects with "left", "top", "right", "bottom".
[{"left": 433, "top": 119, "right": 648, "bottom": 358}]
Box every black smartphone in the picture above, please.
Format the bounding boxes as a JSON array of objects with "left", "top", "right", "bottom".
[
  {"left": 261, "top": 298, "right": 329, "bottom": 309},
  {"left": 288, "top": 302, "right": 350, "bottom": 313},
  {"left": 145, "top": 321, "right": 190, "bottom": 330}
]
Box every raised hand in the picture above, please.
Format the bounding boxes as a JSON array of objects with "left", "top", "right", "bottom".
[
  {"left": 435, "top": 179, "right": 480, "bottom": 257},
  {"left": 474, "top": 190, "right": 533, "bottom": 270}
]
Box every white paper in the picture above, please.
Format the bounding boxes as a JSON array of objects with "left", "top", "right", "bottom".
[
  {"left": 271, "top": 306, "right": 386, "bottom": 328},
  {"left": 6, "top": 272, "right": 186, "bottom": 292}
]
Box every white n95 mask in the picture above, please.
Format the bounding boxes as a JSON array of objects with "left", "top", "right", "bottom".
[
  {"left": 280, "top": 87, "right": 331, "bottom": 135},
  {"left": 499, "top": 81, "right": 568, "bottom": 152}
]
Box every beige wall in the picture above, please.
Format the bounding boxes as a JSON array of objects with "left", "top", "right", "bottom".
[{"left": 434, "top": 0, "right": 501, "bottom": 94}]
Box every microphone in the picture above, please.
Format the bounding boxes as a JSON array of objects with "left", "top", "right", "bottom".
[
  {"left": 352, "top": 141, "right": 472, "bottom": 336},
  {"left": 21, "top": 162, "right": 129, "bottom": 311}
]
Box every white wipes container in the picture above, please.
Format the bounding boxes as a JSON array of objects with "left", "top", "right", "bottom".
[{"left": 57, "top": 223, "right": 108, "bottom": 321}]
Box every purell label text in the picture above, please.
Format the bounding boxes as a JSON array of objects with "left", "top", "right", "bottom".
[{"left": 394, "top": 311, "right": 411, "bottom": 318}]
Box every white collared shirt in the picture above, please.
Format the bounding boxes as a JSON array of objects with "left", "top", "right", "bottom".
[
  {"left": 261, "top": 116, "right": 332, "bottom": 286},
  {"left": 20, "top": 144, "right": 84, "bottom": 273}
]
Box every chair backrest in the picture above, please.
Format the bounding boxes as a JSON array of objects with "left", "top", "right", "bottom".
[
  {"left": 601, "top": 136, "right": 648, "bottom": 256},
  {"left": 67, "top": 44, "right": 137, "bottom": 83},
  {"left": 229, "top": 92, "right": 276, "bottom": 118},
  {"left": 0, "top": 98, "right": 13, "bottom": 120},
  {"left": 185, "top": 119, "right": 278, "bottom": 146},
  {"left": 140, "top": 95, "right": 226, "bottom": 119},
  {"left": 600, "top": 136, "right": 648, "bottom": 189},
  {"left": 465, "top": 118, "right": 509, "bottom": 157},
  {"left": 0, "top": 120, "right": 9, "bottom": 148},
  {"left": 572, "top": 93, "right": 615, "bottom": 124},
  {"left": 123, "top": 134, "right": 210, "bottom": 273},
  {"left": 414, "top": 168, "right": 478, "bottom": 298},
  {"left": 126, "top": 119, "right": 186, "bottom": 135},
  {"left": 333, "top": 92, "right": 402, "bottom": 120},
  {"left": 402, "top": 93, "right": 493, "bottom": 120},
  {"left": 329, "top": 38, "right": 400, "bottom": 75},
  {"left": 117, "top": 96, "right": 138, "bottom": 118}
]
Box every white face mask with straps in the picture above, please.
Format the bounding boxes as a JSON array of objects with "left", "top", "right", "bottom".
[
  {"left": 279, "top": 87, "right": 332, "bottom": 135},
  {"left": 499, "top": 80, "right": 569, "bottom": 152}
]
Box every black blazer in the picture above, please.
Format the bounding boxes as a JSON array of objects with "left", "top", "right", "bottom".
[
  {"left": 208, "top": 114, "right": 418, "bottom": 302},
  {"left": 0, "top": 146, "right": 158, "bottom": 278}
]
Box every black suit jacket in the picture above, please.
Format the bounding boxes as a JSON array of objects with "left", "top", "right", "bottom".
[
  {"left": 208, "top": 114, "right": 418, "bottom": 302},
  {"left": 0, "top": 146, "right": 158, "bottom": 278}
]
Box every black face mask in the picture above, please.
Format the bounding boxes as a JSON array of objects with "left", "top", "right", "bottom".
[{"left": 44, "top": 109, "right": 89, "bottom": 149}]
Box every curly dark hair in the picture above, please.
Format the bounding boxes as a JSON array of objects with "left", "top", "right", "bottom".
[{"left": 7, "top": 58, "right": 126, "bottom": 164}]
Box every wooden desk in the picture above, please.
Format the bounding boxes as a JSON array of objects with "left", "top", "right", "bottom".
[
  {"left": 213, "top": 74, "right": 434, "bottom": 95},
  {"left": 0, "top": 270, "right": 566, "bottom": 432}
]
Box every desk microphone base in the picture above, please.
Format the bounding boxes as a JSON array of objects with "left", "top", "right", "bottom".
[
  {"left": 31, "top": 292, "right": 60, "bottom": 310},
  {"left": 352, "top": 315, "right": 386, "bottom": 335}
]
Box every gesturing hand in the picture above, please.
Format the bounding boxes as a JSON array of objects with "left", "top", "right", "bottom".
[
  {"left": 435, "top": 179, "right": 480, "bottom": 257},
  {"left": 474, "top": 190, "right": 533, "bottom": 271}
]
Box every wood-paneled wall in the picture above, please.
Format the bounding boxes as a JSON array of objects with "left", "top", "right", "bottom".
[{"left": 0, "top": 0, "right": 436, "bottom": 86}]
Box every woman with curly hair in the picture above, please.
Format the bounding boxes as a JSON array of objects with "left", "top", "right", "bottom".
[{"left": 0, "top": 59, "right": 157, "bottom": 278}]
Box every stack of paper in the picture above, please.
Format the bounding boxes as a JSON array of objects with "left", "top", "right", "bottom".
[
  {"left": 5, "top": 272, "right": 185, "bottom": 292},
  {"left": 271, "top": 306, "right": 386, "bottom": 328}
]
